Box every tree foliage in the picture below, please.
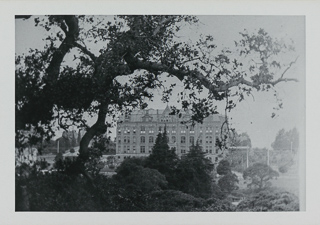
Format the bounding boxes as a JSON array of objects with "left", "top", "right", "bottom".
[
  {"left": 230, "top": 131, "right": 252, "bottom": 147},
  {"left": 174, "top": 143, "right": 214, "bottom": 198},
  {"left": 236, "top": 189, "right": 299, "bottom": 211},
  {"left": 218, "top": 173, "right": 239, "bottom": 193},
  {"left": 217, "top": 159, "right": 231, "bottom": 175},
  {"left": 114, "top": 157, "right": 167, "bottom": 193},
  {"left": 144, "top": 128, "right": 178, "bottom": 187},
  {"left": 146, "top": 190, "right": 205, "bottom": 212},
  {"left": 16, "top": 15, "right": 298, "bottom": 171},
  {"left": 15, "top": 15, "right": 299, "bottom": 211},
  {"left": 271, "top": 127, "right": 299, "bottom": 152},
  {"left": 243, "top": 163, "right": 279, "bottom": 190},
  {"left": 216, "top": 159, "right": 239, "bottom": 193}
]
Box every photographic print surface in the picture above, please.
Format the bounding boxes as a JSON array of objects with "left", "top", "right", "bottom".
[{"left": 15, "top": 15, "right": 305, "bottom": 212}]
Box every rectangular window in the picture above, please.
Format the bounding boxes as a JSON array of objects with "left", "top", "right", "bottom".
[
  {"left": 181, "top": 148, "right": 186, "bottom": 154},
  {"left": 190, "top": 126, "right": 195, "bottom": 133},
  {"left": 181, "top": 136, "right": 186, "bottom": 144},
  {"left": 190, "top": 136, "right": 194, "bottom": 144},
  {"left": 140, "top": 146, "right": 145, "bottom": 153},
  {"left": 172, "top": 126, "right": 176, "bottom": 133},
  {"left": 141, "top": 126, "right": 145, "bottom": 134}
]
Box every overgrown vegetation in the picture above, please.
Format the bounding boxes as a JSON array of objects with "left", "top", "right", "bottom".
[{"left": 15, "top": 15, "right": 300, "bottom": 212}]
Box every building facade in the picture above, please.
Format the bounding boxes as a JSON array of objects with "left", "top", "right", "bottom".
[{"left": 116, "top": 106, "right": 226, "bottom": 167}]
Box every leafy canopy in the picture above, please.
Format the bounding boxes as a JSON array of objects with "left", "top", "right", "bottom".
[
  {"left": 174, "top": 142, "right": 214, "bottom": 199},
  {"left": 271, "top": 127, "right": 299, "bottom": 152},
  {"left": 243, "top": 163, "right": 279, "bottom": 189},
  {"left": 16, "top": 15, "right": 298, "bottom": 165}
]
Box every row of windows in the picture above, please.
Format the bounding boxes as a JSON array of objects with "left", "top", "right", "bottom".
[
  {"left": 118, "top": 136, "right": 194, "bottom": 144},
  {"left": 118, "top": 125, "right": 220, "bottom": 134},
  {"left": 118, "top": 136, "right": 217, "bottom": 145},
  {"left": 118, "top": 130, "right": 218, "bottom": 135},
  {"left": 119, "top": 145, "right": 219, "bottom": 154},
  {"left": 119, "top": 146, "right": 153, "bottom": 154},
  {"left": 118, "top": 149, "right": 217, "bottom": 155},
  {"left": 119, "top": 155, "right": 219, "bottom": 163},
  {"left": 119, "top": 136, "right": 155, "bottom": 144},
  {"left": 179, "top": 149, "right": 219, "bottom": 154}
]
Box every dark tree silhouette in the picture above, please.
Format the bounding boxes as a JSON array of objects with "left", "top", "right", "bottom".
[{"left": 16, "top": 15, "right": 298, "bottom": 175}]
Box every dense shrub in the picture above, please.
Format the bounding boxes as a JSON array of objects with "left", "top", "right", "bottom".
[
  {"left": 236, "top": 189, "right": 299, "bottom": 211},
  {"left": 146, "top": 190, "right": 205, "bottom": 211}
]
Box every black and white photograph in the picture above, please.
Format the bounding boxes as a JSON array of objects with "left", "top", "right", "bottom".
[{"left": 2, "top": 1, "right": 320, "bottom": 224}]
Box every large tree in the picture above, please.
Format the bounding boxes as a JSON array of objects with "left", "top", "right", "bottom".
[
  {"left": 271, "top": 127, "right": 299, "bottom": 152},
  {"left": 144, "top": 128, "right": 178, "bottom": 187},
  {"left": 16, "top": 15, "right": 298, "bottom": 175},
  {"left": 230, "top": 131, "right": 252, "bottom": 147},
  {"left": 243, "top": 163, "right": 279, "bottom": 190},
  {"left": 174, "top": 143, "right": 214, "bottom": 199},
  {"left": 216, "top": 159, "right": 239, "bottom": 194}
]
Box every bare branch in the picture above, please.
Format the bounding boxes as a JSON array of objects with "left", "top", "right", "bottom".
[
  {"left": 73, "top": 42, "right": 97, "bottom": 62},
  {"left": 46, "top": 16, "right": 80, "bottom": 83},
  {"left": 124, "top": 53, "right": 298, "bottom": 96},
  {"left": 279, "top": 56, "right": 299, "bottom": 79}
]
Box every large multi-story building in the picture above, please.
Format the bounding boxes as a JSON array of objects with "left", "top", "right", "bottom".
[{"left": 115, "top": 106, "right": 226, "bottom": 167}]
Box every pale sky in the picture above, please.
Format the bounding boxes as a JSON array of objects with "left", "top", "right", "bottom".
[{"left": 15, "top": 15, "right": 305, "bottom": 149}]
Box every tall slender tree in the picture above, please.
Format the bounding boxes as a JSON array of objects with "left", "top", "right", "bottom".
[
  {"left": 175, "top": 142, "right": 214, "bottom": 199},
  {"left": 145, "top": 127, "right": 178, "bottom": 187}
]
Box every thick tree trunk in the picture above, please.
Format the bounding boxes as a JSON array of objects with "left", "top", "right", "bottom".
[{"left": 79, "top": 104, "right": 108, "bottom": 161}]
